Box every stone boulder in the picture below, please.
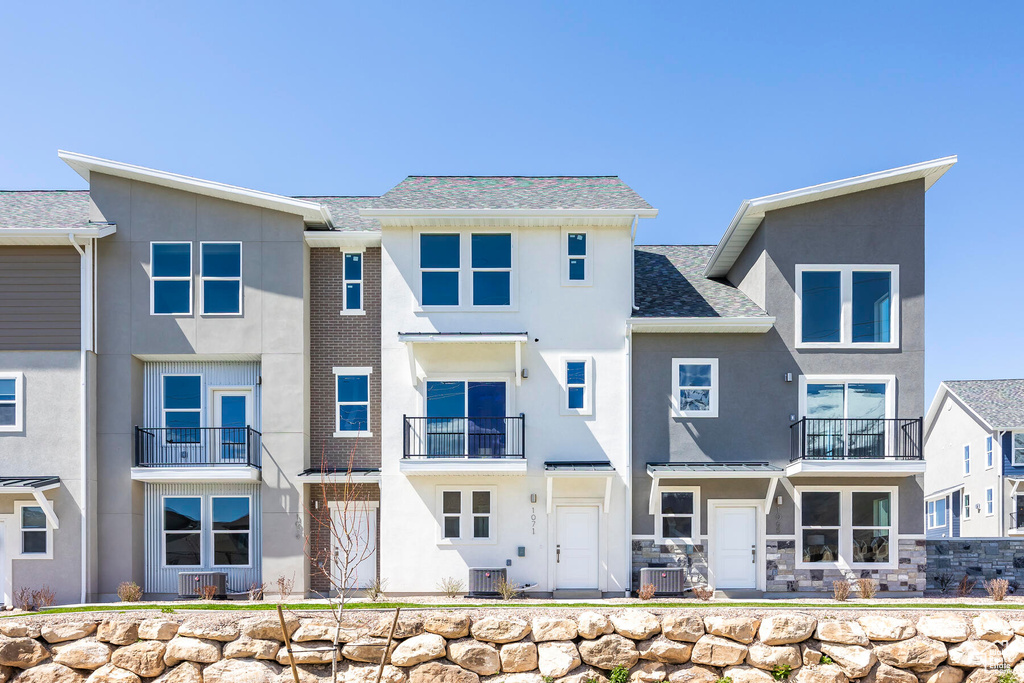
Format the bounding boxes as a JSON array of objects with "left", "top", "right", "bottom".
[
  {"left": 859, "top": 617, "right": 916, "bottom": 642},
  {"left": 874, "top": 637, "right": 947, "bottom": 673},
  {"left": 345, "top": 664, "right": 408, "bottom": 683},
  {"left": 1004, "top": 636, "right": 1024, "bottom": 666},
  {"left": 470, "top": 618, "right": 530, "bottom": 644},
  {"left": 500, "top": 642, "right": 538, "bottom": 673},
  {"left": 447, "top": 638, "right": 500, "bottom": 675},
  {"left": 578, "top": 634, "right": 640, "bottom": 670},
  {"left": 0, "top": 623, "right": 39, "bottom": 639},
  {"left": 42, "top": 622, "right": 98, "bottom": 643},
  {"left": 391, "top": 633, "right": 446, "bottom": 667},
  {"left": 794, "top": 665, "right": 850, "bottom": 683},
  {"left": 424, "top": 613, "right": 471, "bottom": 639},
  {"left": 721, "top": 665, "right": 775, "bottom": 683},
  {"left": 916, "top": 665, "right": 965, "bottom": 683},
  {"left": 203, "top": 658, "right": 279, "bottom": 683},
  {"left": 53, "top": 638, "right": 113, "bottom": 670},
  {"left": 342, "top": 638, "right": 397, "bottom": 664},
  {"left": 0, "top": 637, "right": 50, "bottom": 668},
  {"left": 97, "top": 621, "right": 139, "bottom": 646},
  {"left": 150, "top": 661, "right": 203, "bottom": 683},
  {"left": 611, "top": 611, "right": 661, "bottom": 640},
  {"left": 163, "top": 636, "right": 221, "bottom": 666},
  {"left": 15, "top": 663, "right": 85, "bottom": 682},
  {"left": 577, "top": 612, "right": 614, "bottom": 640},
  {"left": 668, "top": 663, "right": 720, "bottom": 683},
  {"left": 371, "top": 616, "right": 424, "bottom": 639},
  {"left": 638, "top": 636, "right": 692, "bottom": 664},
  {"left": 972, "top": 615, "right": 1014, "bottom": 643},
  {"left": 281, "top": 641, "right": 345, "bottom": 665},
  {"left": 86, "top": 663, "right": 141, "bottom": 683},
  {"left": 537, "top": 641, "right": 581, "bottom": 678},
  {"left": 917, "top": 617, "right": 969, "bottom": 644},
  {"left": 758, "top": 614, "right": 816, "bottom": 645},
  {"left": 408, "top": 661, "right": 480, "bottom": 683},
  {"left": 819, "top": 643, "right": 876, "bottom": 679},
  {"left": 965, "top": 670, "right": 1000, "bottom": 683},
  {"left": 690, "top": 635, "right": 748, "bottom": 667},
  {"left": 704, "top": 616, "right": 760, "bottom": 644},
  {"left": 177, "top": 620, "right": 239, "bottom": 642},
  {"left": 239, "top": 614, "right": 299, "bottom": 641},
  {"left": 801, "top": 642, "right": 823, "bottom": 666},
  {"left": 630, "top": 661, "right": 668, "bottom": 683},
  {"left": 531, "top": 617, "right": 578, "bottom": 642},
  {"left": 867, "top": 663, "right": 919, "bottom": 683},
  {"left": 745, "top": 642, "right": 801, "bottom": 671},
  {"left": 292, "top": 619, "right": 360, "bottom": 643},
  {"left": 137, "top": 620, "right": 179, "bottom": 641},
  {"left": 816, "top": 621, "right": 869, "bottom": 646},
  {"left": 663, "top": 615, "right": 705, "bottom": 643},
  {"left": 223, "top": 637, "right": 280, "bottom": 660},
  {"left": 108, "top": 640, "right": 166, "bottom": 678},
  {"left": 947, "top": 640, "right": 1002, "bottom": 668}
]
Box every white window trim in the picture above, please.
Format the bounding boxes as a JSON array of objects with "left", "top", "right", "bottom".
[
  {"left": 333, "top": 367, "right": 373, "bottom": 438},
  {"left": 794, "top": 264, "right": 900, "bottom": 349},
  {"left": 963, "top": 444, "right": 971, "bottom": 476},
  {"left": 414, "top": 229, "right": 519, "bottom": 311},
  {"left": 986, "top": 436, "right": 994, "bottom": 469},
  {"left": 986, "top": 488, "right": 995, "bottom": 516},
  {"left": 15, "top": 501, "right": 52, "bottom": 560},
  {"left": 671, "top": 358, "right": 719, "bottom": 418},
  {"left": 160, "top": 495, "right": 203, "bottom": 569},
  {"left": 797, "top": 374, "right": 896, "bottom": 420},
  {"left": 560, "top": 357, "right": 593, "bottom": 416},
  {"left": 963, "top": 493, "right": 971, "bottom": 520},
  {"left": 210, "top": 495, "right": 253, "bottom": 569},
  {"left": 199, "top": 241, "right": 242, "bottom": 316},
  {"left": 926, "top": 495, "right": 949, "bottom": 529},
  {"left": 1013, "top": 433, "right": 1024, "bottom": 467},
  {"left": 0, "top": 372, "right": 24, "bottom": 433},
  {"left": 435, "top": 486, "right": 497, "bottom": 545},
  {"left": 655, "top": 486, "right": 700, "bottom": 545},
  {"left": 150, "top": 241, "right": 193, "bottom": 316},
  {"left": 162, "top": 374, "right": 203, "bottom": 446},
  {"left": 795, "top": 485, "right": 899, "bottom": 570},
  {"left": 340, "top": 248, "right": 366, "bottom": 316},
  {"left": 561, "top": 229, "right": 591, "bottom": 286}
]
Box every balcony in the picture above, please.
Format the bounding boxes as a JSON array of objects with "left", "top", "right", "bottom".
[
  {"left": 400, "top": 415, "right": 527, "bottom": 475},
  {"left": 132, "top": 427, "right": 262, "bottom": 482},
  {"left": 786, "top": 418, "right": 924, "bottom": 477}
]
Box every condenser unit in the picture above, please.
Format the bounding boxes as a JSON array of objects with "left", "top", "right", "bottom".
[
  {"left": 639, "top": 567, "right": 685, "bottom": 596},
  {"left": 468, "top": 567, "right": 507, "bottom": 597},
  {"left": 177, "top": 571, "right": 227, "bottom": 599}
]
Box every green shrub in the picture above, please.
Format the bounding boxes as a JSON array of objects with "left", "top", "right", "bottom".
[{"left": 772, "top": 664, "right": 792, "bottom": 680}]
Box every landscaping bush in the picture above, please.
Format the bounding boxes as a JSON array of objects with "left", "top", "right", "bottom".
[
  {"left": 692, "top": 584, "right": 714, "bottom": 601},
  {"left": 856, "top": 578, "right": 878, "bottom": 599},
  {"left": 248, "top": 581, "right": 266, "bottom": 601},
  {"left": 985, "top": 578, "right": 1010, "bottom": 601},
  {"left": 637, "top": 583, "right": 656, "bottom": 600},
  {"left": 117, "top": 581, "right": 143, "bottom": 603},
  {"left": 496, "top": 577, "right": 522, "bottom": 601},
  {"left": 365, "top": 577, "right": 387, "bottom": 602},
  {"left": 437, "top": 576, "right": 464, "bottom": 598},
  {"left": 832, "top": 579, "right": 851, "bottom": 601},
  {"left": 956, "top": 574, "right": 977, "bottom": 598}
]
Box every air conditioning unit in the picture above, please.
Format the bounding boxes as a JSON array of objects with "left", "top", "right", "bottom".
[
  {"left": 178, "top": 571, "right": 227, "bottom": 599},
  {"left": 639, "top": 567, "right": 685, "bottom": 596},
  {"left": 468, "top": 567, "right": 507, "bottom": 597}
]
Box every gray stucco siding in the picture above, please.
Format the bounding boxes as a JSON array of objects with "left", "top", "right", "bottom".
[{"left": 0, "top": 246, "right": 80, "bottom": 350}]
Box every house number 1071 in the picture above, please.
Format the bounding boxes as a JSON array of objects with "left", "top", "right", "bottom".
[{"left": 531, "top": 507, "right": 536, "bottom": 535}]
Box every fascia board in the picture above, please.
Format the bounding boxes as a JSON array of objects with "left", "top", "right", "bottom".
[
  {"left": 360, "top": 208, "right": 658, "bottom": 218},
  {"left": 628, "top": 316, "right": 775, "bottom": 333}
]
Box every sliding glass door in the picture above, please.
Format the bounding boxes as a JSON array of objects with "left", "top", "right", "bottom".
[
  {"left": 425, "top": 381, "right": 507, "bottom": 456},
  {"left": 805, "top": 382, "right": 887, "bottom": 459}
]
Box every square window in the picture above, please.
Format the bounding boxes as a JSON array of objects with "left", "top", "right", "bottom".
[
  {"left": 661, "top": 491, "right": 693, "bottom": 515},
  {"left": 472, "top": 491, "right": 490, "bottom": 514},
  {"left": 471, "top": 234, "right": 512, "bottom": 268},
  {"left": 422, "top": 271, "right": 459, "bottom": 306},
  {"left": 472, "top": 271, "right": 510, "bottom": 306},
  {"left": 443, "top": 517, "right": 460, "bottom": 538},
  {"left": 662, "top": 516, "right": 692, "bottom": 539},
  {"left": 152, "top": 243, "right": 193, "bottom": 315},
  {"left": 443, "top": 491, "right": 461, "bottom": 515},
  {"left": 421, "top": 234, "right": 460, "bottom": 268},
  {"left": 672, "top": 359, "right": 718, "bottom": 417},
  {"left": 473, "top": 516, "right": 490, "bottom": 538}
]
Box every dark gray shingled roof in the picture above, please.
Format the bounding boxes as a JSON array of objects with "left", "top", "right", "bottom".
[
  {"left": 945, "top": 380, "right": 1024, "bottom": 429},
  {"left": 0, "top": 191, "right": 91, "bottom": 230},
  {"left": 374, "top": 176, "right": 653, "bottom": 211},
  {"left": 634, "top": 245, "right": 769, "bottom": 318},
  {"left": 293, "top": 196, "right": 381, "bottom": 232}
]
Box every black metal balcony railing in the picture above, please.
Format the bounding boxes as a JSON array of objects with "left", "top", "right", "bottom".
[
  {"left": 790, "top": 418, "right": 922, "bottom": 462},
  {"left": 1011, "top": 512, "right": 1024, "bottom": 530},
  {"left": 134, "top": 426, "right": 262, "bottom": 468},
  {"left": 403, "top": 415, "right": 525, "bottom": 459}
]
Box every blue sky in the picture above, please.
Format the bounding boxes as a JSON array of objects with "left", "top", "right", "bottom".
[{"left": 1, "top": 2, "right": 1020, "bottom": 407}]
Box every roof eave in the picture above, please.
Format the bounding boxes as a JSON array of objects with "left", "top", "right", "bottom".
[
  {"left": 303, "top": 230, "right": 382, "bottom": 248},
  {"left": 628, "top": 316, "right": 775, "bottom": 333},
  {"left": 360, "top": 208, "right": 658, "bottom": 218},
  {"left": 0, "top": 223, "right": 117, "bottom": 245}
]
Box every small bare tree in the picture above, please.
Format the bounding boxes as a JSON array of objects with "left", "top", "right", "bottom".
[{"left": 303, "top": 440, "right": 376, "bottom": 683}]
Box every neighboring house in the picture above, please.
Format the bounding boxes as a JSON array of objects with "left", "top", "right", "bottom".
[
  {"left": 371, "top": 176, "right": 656, "bottom": 597},
  {"left": 924, "top": 380, "right": 1024, "bottom": 538},
  {"left": 0, "top": 190, "right": 111, "bottom": 605},
  {"left": 630, "top": 157, "right": 957, "bottom": 595}
]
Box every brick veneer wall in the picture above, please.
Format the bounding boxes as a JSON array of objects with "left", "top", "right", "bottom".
[{"left": 307, "top": 483, "right": 380, "bottom": 596}]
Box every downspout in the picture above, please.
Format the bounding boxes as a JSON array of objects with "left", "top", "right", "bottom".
[
  {"left": 625, "top": 212, "right": 639, "bottom": 595},
  {"left": 999, "top": 431, "right": 1005, "bottom": 537},
  {"left": 69, "top": 234, "right": 90, "bottom": 604},
  {"left": 631, "top": 214, "right": 640, "bottom": 311}
]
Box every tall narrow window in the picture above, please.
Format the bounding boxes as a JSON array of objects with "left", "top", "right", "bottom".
[
  {"left": 420, "top": 234, "right": 460, "bottom": 306},
  {"left": 0, "top": 373, "right": 22, "bottom": 432},
  {"left": 1015, "top": 434, "right": 1024, "bottom": 466},
  {"left": 342, "top": 252, "right": 363, "bottom": 313},
  {"left": 562, "top": 358, "right": 592, "bottom": 415},
  {"left": 800, "top": 271, "right": 841, "bottom": 343},
  {"left": 471, "top": 233, "right": 512, "bottom": 306},
  {"left": 964, "top": 493, "right": 971, "bottom": 520},
  {"left": 163, "top": 375, "right": 201, "bottom": 444},
  {"left": 566, "top": 232, "right": 588, "bottom": 283},
  {"left": 335, "top": 368, "right": 371, "bottom": 436},
  {"left": 801, "top": 491, "right": 840, "bottom": 563},
  {"left": 442, "top": 491, "right": 461, "bottom": 539},
  {"left": 964, "top": 445, "right": 971, "bottom": 475},
  {"left": 851, "top": 271, "right": 892, "bottom": 343},
  {"left": 796, "top": 266, "right": 898, "bottom": 347},
  {"left": 20, "top": 506, "right": 47, "bottom": 555},
  {"left": 672, "top": 359, "right": 718, "bottom": 418},
  {"left": 987, "top": 436, "right": 994, "bottom": 468},
  {"left": 151, "top": 242, "right": 192, "bottom": 315},
  {"left": 851, "top": 492, "right": 890, "bottom": 563},
  {"left": 472, "top": 491, "right": 491, "bottom": 539},
  {"left": 212, "top": 497, "right": 251, "bottom": 566},
  {"left": 164, "top": 497, "right": 202, "bottom": 566},
  {"left": 200, "top": 242, "right": 242, "bottom": 314},
  {"left": 987, "top": 488, "right": 994, "bottom": 515}
]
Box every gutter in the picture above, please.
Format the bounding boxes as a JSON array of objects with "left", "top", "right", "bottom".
[{"left": 630, "top": 214, "right": 639, "bottom": 311}]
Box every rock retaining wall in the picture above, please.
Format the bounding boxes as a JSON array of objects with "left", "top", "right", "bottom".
[{"left": 0, "top": 610, "right": 1021, "bottom": 682}]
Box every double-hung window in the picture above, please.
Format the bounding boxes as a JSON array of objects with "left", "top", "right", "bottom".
[
  {"left": 200, "top": 242, "right": 242, "bottom": 314},
  {"left": 420, "top": 234, "right": 460, "bottom": 306},
  {"left": 151, "top": 242, "right": 193, "bottom": 315},
  {"left": 987, "top": 488, "right": 995, "bottom": 516},
  {"left": 987, "top": 437, "right": 994, "bottom": 469},
  {"left": 796, "top": 265, "right": 899, "bottom": 348},
  {"left": 564, "top": 231, "right": 589, "bottom": 284},
  {"left": 1014, "top": 434, "right": 1024, "bottom": 466},
  {"left": 964, "top": 445, "right": 971, "bottom": 475},
  {"left": 561, "top": 358, "right": 592, "bottom": 415},
  {"left": 164, "top": 497, "right": 202, "bottom": 566},
  {"left": 438, "top": 487, "right": 494, "bottom": 542},
  {"left": 471, "top": 234, "right": 512, "bottom": 306},
  {"left": 163, "top": 375, "right": 201, "bottom": 444},
  {"left": 672, "top": 359, "right": 718, "bottom": 418},
  {"left": 799, "top": 488, "right": 895, "bottom": 567},
  {"left": 212, "top": 496, "right": 251, "bottom": 566},
  {"left": 334, "top": 368, "right": 371, "bottom": 436},
  {"left": 20, "top": 504, "right": 47, "bottom": 555},
  {"left": 0, "top": 372, "right": 23, "bottom": 432},
  {"left": 964, "top": 494, "right": 971, "bottom": 520},
  {"left": 341, "top": 252, "right": 363, "bottom": 313},
  {"left": 657, "top": 488, "right": 697, "bottom": 543}
]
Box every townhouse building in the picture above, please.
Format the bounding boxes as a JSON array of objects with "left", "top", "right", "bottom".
[
  {"left": 630, "top": 158, "right": 956, "bottom": 595},
  {"left": 924, "top": 380, "right": 1024, "bottom": 538}
]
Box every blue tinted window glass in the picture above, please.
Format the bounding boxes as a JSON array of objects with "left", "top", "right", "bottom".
[
  {"left": 0, "top": 379, "right": 14, "bottom": 402},
  {"left": 338, "top": 404, "right": 368, "bottom": 431},
  {"left": 427, "top": 381, "right": 465, "bottom": 417},
  {"left": 566, "top": 361, "right": 586, "bottom": 385},
  {"left": 0, "top": 406, "right": 13, "bottom": 426},
  {"left": 165, "top": 412, "right": 200, "bottom": 429},
  {"left": 568, "top": 386, "right": 585, "bottom": 409},
  {"left": 567, "top": 233, "right": 586, "bottom": 256},
  {"left": 805, "top": 383, "right": 844, "bottom": 419},
  {"left": 164, "top": 376, "right": 201, "bottom": 409},
  {"left": 220, "top": 396, "right": 247, "bottom": 429},
  {"left": 213, "top": 497, "right": 250, "bottom": 530},
  {"left": 164, "top": 497, "right": 202, "bottom": 531},
  {"left": 679, "top": 389, "right": 710, "bottom": 412},
  {"left": 422, "top": 272, "right": 459, "bottom": 305},
  {"left": 801, "top": 271, "right": 841, "bottom": 342},
  {"left": 201, "top": 243, "right": 240, "bottom": 278},
  {"left": 471, "top": 234, "right": 511, "bottom": 268},
  {"left": 154, "top": 280, "right": 191, "bottom": 314},
  {"left": 345, "top": 283, "right": 361, "bottom": 310},
  {"left": 203, "top": 280, "right": 240, "bottom": 314},
  {"left": 22, "top": 507, "right": 45, "bottom": 529},
  {"left": 337, "top": 375, "right": 369, "bottom": 403},
  {"left": 420, "top": 234, "right": 460, "bottom": 268},
  {"left": 473, "top": 272, "right": 510, "bottom": 306},
  {"left": 152, "top": 243, "right": 191, "bottom": 277},
  {"left": 468, "top": 382, "right": 506, "bottom": 417},
  {"left": 852, "top": 271, "right": 891, "bottom": 343},
  {"left": 344, "top": 253, "right": 362, "bottom": 280},
  {"left": 678, "top": 364, "right": 711, "bottom": 387},
  {"left": 568, "top": 258, "right": 585, "bottom": 281}
]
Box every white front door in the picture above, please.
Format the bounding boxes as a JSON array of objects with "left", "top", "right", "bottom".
[
  {"left": 555, "top": 505, "right": 599, "bottom": 589},
  {"left": 714, "top": 505, "right": 758, "bottom": 589},
  {"left": 331, "top": 505, "right": 377, "bottom": 590},
  {"left": 211, "top": 389, "right": 252, "bottom": 463}
]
